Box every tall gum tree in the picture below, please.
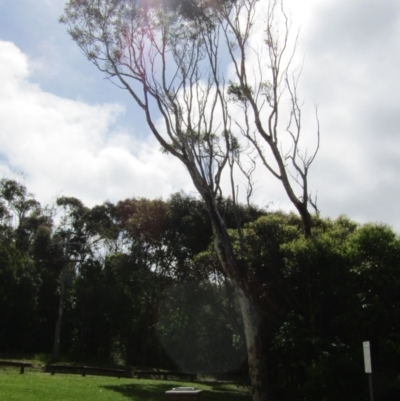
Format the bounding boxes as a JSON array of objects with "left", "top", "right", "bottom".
[{"left": 60, "top": 1, "right": 318, "bottom": 399}]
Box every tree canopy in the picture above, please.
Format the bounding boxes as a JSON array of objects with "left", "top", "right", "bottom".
[{"left": 1, "top": 178, "right": 400, "bottom": 400}]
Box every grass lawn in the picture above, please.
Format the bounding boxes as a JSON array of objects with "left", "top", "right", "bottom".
[{"left": 0, "top": 369, "right": 251, "bottom": 401}]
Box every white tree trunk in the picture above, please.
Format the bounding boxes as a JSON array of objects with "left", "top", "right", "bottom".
[{"left": 237, "top": 287, "right": 269, "bottom": 401}]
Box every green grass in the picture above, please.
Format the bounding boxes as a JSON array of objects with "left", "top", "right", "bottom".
[{"left": 0, "top": 369, "right": 251, "bottom": 401}]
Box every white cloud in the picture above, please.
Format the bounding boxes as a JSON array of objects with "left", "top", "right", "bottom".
[
  {"left": 219, "top": 0, "right": 400, "bottom": 231},
  {"left": 2, "top": 0, "right": 400, "bottom": 233},
  {"left": 0, "top": 40, "right": 193, "bottom": 207},
  {"left": 299, "top": 0, "right": 400, "bottom": 229}
]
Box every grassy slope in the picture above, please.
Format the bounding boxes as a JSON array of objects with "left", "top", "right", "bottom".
[{"left": 0, "top": 370, "right": 251, "bottom": 401}]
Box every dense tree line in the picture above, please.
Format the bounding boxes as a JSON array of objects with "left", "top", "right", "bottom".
[{"left": 0, "top": 178, "right": 399, "bottom": 401}]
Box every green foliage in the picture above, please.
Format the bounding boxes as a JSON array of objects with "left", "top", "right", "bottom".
[
  {"left": 1, "top": 178, "right": 400, "bottom": 400},
  {"left": 157, "top": 280, "right": 246, "bottom": 374},
  {"left": 227, "top": 82, "right": 253, "bottom": 103}
]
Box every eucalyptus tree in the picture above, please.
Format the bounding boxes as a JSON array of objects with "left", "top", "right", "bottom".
[
  {"left": 60, "top": 1, "right": 315, "bottom": 399},
  {"left": 0, "top": 179, "right": 55, "bottom": 352}
]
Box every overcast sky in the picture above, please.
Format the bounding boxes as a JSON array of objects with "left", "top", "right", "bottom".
[{"left": 0, "top": 0, "right": 400, "bottom": 232}]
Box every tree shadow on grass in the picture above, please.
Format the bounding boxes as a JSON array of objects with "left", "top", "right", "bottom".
[{"left": 101, "top": 382, "right": 251, "bottom": 401}]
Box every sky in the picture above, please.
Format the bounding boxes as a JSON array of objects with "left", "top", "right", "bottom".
[{"left": 0, "top": 0, "right": 400, "bottom": 232}]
